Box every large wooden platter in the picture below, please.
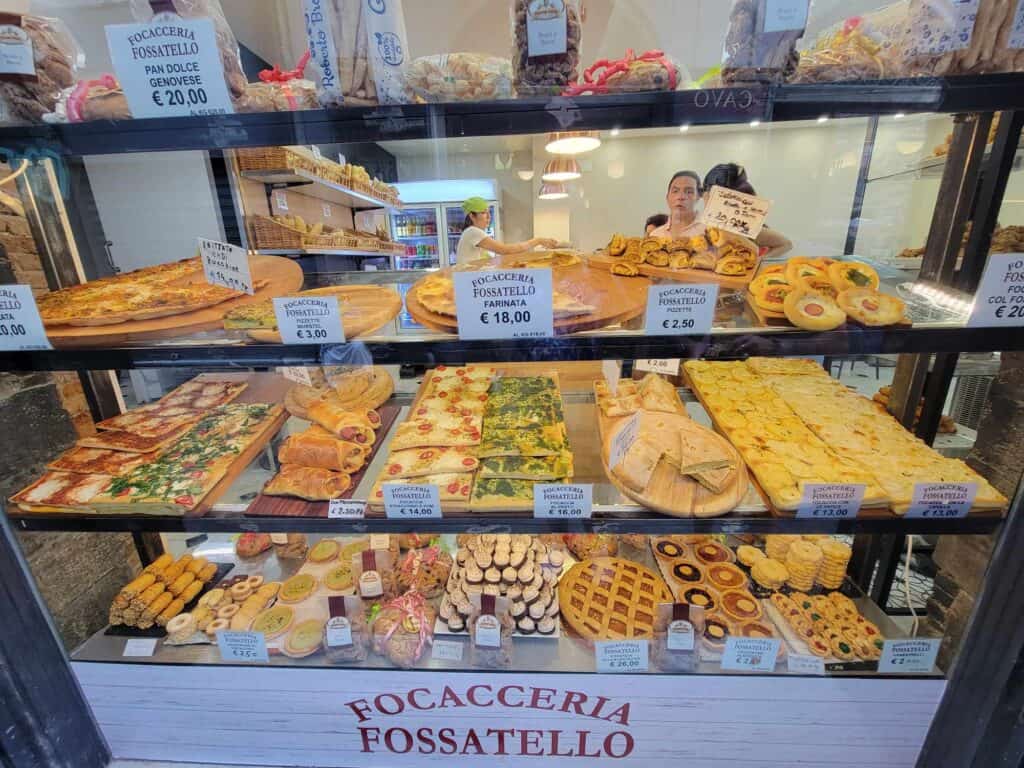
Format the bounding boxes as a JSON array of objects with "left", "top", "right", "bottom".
[
  {"left": 47, "top": 255, "right": 303, "bottom": 348},
  {"left": 588, "top": 250, "right": 760, "bottom": 290},
  {"left": 246, "top": 285, "right": 402, "bottom": 342},
  {"left": 404, "top": 264, "right": 651, "bottom": 335},
  {"left": 599, "top": 410, "right": 748, "bottom": 518}
]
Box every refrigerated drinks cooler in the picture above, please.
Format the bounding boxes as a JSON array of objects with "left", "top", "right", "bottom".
[{"left": 390, "top": 201, "right": 501, "bottom": 269}]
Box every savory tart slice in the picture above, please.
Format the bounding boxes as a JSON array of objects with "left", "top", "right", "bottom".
[
  {"left": 470, "top": 477, "right": 544, "bottom": 511},
  {"left": 47, "top": 446, "right": 154, "bottom": 476},
  {"left": 611, "top": 436, "right": 665, "bottom": 493},
  {"left": 381, "top": 446, "right": 480, "bottom": 479},
  {"left": 95, "top": 404, "right": 203, "bottom": 438},
  {"left": 9, "top": 471, "right": 111, "bottom": 512},
  {"left": 478, "top": 453, "right": 574, "bottom": 480},
  {"left": 476, "top": 423, "right": 568, "bottom": 458},
  {"left": 263, "top": 465, "right": 351, "bottom": 501}
]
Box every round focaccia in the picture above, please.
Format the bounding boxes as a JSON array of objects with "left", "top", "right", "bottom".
[
  {"left": 753, "top": 281, "right": 795, "bottom": 313},
  {"left": 784, "top": 258, "right": 826, "bottom": 286},
  {"left": 837, "top": 288, "right": 906, "bottom": 326},
  {"left": 783, "top": 288, "right": 847, "bottom": 331},
  {"left": 828, "top": 261, "right": 880, "bottom": 292}
]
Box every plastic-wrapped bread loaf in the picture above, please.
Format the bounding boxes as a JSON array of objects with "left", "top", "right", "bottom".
[{"left": 0, "top": 15, "right": 80, "bottom": 124}]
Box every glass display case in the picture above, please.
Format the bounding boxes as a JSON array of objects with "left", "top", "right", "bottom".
[{"left": 2, "top": 2, "right": 1024, "bottom": 768}]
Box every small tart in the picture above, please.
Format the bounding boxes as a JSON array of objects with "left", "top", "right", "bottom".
[
  {"left": 340, "top": 539, "right": 370, "bottom": 561},
  {"left": 671, "top": 561, "right": 704, "bottom": 584},
  {"left": 308, "top": 539, "right": 340, "bottom": 564},
  {"left": 828, "top": 260, "right": 879, "bottom": 292},
  {"left": 830, "top": 636, "right": 857, "bottom": 661},
  {"left": 654, "top": 539, "right": 686, "bottom": 559},
  {"left": 279, "top": 573, "right": 317, "bottom": 604},
  {"left": 324, "top": 563, "right": 354, "bottom": 592},
  {"left": 740, "top": 621, "right": 775, "bottom": 640},
  {"left": 683, "top": 586, "right": 716, "bottom": 612},
  {"left": 784, "top": 258, "right": 826, "bottom": 286},
  {"left": 251, "top": 605, "right": 295, "bottom": 639},
  {"left": 707, "top": 562, "right": 747, "bottom": 591},
  {"left": 783, "top": 288, "right": 847, "bottom": 331},
  {"left": 807, "top": 636, "right": 831, "bottom": 657},
  {"left": 749, "top": 272, "right": 790, "bottom": 297},
  {"left": 694, "top": 541, "right": 732, "bottom": 565},
  {"left": 283, "top": 619, "right": 325, "bottom": 658},
  {"left": 702, "top": 617, "right": 731, "bottom": 651},
  {"left": 754, "top": 282, "right": 794, "bottom": 313},
  {"left": 720, "top": 589, "right": 763, "bottom": 622},
  {"left": 837, "top": 288, "right": 906, "bottom": 327}
]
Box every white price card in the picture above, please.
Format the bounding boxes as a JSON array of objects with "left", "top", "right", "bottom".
[
  {"left": 216, "top": 630, "right": 269, "bottom": 663},
  {"left": 762, "top": 0, "right": 811, "bottom": 32},
  {"left": 474, "top": 614, "right": 502, "bottom": 648},
  {"left": 534, "top": 484, "right": 593, "bottom": 519},
  {"left": 878, "top": 639, "right": 941, "bottom": 674},
  {"left": 199, "top": 238, "right": 254, "bottom": 295},
  {"left": 635, "top": 358, "right": 680, "bottom": 376},
  {"left": 702, "top": 185, "right": 772, "bottom": 240},
  {"left": 311, "top": 145, "right": 323, "bottom": 160},
  {"left": 602, "top": 359, "right": 622, "bottom": 394},
  {"left": 278, "top": 366, "right": 314, "bottom": 385},
  {"left": 323, "top": 203, "right": 332, "bottom": 218},
  {"left": 645, "top": 283, "right": 718, "bottom": 335},
  {"left": 667, "top": 619, "right": 695, "bottom": 651},
  {"left": 1011, "top": 0, "right": 1024, "bottom": 48},
  {"left": 968, "top": 254, "right": 1024, "bottom": 327},
  {"left": 905, "top": 483, "right": 977, "bottom": 520},
  {"left": 275, "top": 190, "right": 289, "bottom": 211},
  {"left": 273, "top": 296, "right": 345, "bottom": 344},
  {"left": 595, "top": 640, "right": 649, "bottom": 673},
  {"left": 328, "top": 499, "right": 366, "bottom": 520},
  {"left": 721, "top": 636, "right": 781, "bottom": 672},
  {"left": 453, "top": 269, "right": 554, "bottom": 340},
  {"left": 0, "top": 22, "right": 35, "bottom": 77},
  {"left": 0, "top": 285, "right": 52, "bottom": 351},
  {"left": 796, "top": 484, "right": 866, "bottom": 520},
  {"left": 788, "top": 653, "right": 826, "bottom": 676},
  {"left": 911, "top": 0, "right": 979, "bottom": 55},
  {"left": 122, "top": 638, "right": 158, "bottom": 657},
  {"left": 432, "top": 639, "right": 464, "bottom": 662},
  {"left": 608, "top": 411, "right": 641, "bottom": 471},
  {"left": 383, "top": 483, "right": 443, "bottom": 519},
  {"left": 325, "top": 616, "right": 353, "bottom": 648},
  {"left": 106, "top": 17, "right": 235, "bottom": 119}
]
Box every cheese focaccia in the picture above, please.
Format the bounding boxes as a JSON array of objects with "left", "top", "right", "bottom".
[
  {"left": 10, "top": 471, "right": 111, "bottom": 512},
  {"left": 47, "top": 446, "right": 155, "bottom": 476},
  {"left": 381, "top": 447, "right": 480, "bottom": 479}
]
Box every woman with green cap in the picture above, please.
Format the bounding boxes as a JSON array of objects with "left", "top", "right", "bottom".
[{"left": 455, "top": 196, "right": 558, "bottom": 266}]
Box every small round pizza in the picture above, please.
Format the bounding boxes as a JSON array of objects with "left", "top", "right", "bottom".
[
  {"left": 837, "top": 288, "right": 906, "bottom": 327},
  {"left": 754, "top": 281, "right": 795, "bottom": 313},
  {"left": 784, "top": 258, "right": 827, "bottom": 286},
  {"left": 828, "top": 261, "right": 880, "bottom": 292},
  {"left": 783, "top": 288, "right": 847, "bottom": 331}
]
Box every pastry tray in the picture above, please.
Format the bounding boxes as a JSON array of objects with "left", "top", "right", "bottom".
[{"left": 763, "top": 598, "right": 879, "bottom": 672}]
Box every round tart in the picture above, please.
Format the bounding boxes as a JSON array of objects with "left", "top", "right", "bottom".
[
  {"left": 654, "top": 539, "right": 685, "bottom": 559},
  {"left": 783, "top": 288, "right": 846, "bottom": 331},
  {"left": 251, "top": 605, "right": 295, "bottom": 639},
  {"left": 707, "top": 563, "right": 747, "bottom": 591},
  {"left": 720, "top": 589, "right": 763, "bottom": 622},
  {"left": 683, "top": 586, "right": 716, "bottom": 612},
  {"left": 753, "top": 281, "right": 794, "bottom": 313},
  {"left": 749, "top": 272, "right": 790, "bottom": 297},
  {"left": 837, "top": 288, "right": 906, "bottom": 327},
  {"left": 694, "top": 541, "right": 732, "bottom": 565},
  {"left": 828, "top": 260, "right": 879, "bottom": 292},
  {"left": 279, "top": 573, "right": 317, "bottom": 604},
  {"left": 740, "top": 620, "right": 775, "bottom": 640},
  {"left": 340, "top": 539, "right": 370, "bottom": 561},
  {"left": 785, "top": 257, "right": 826, "bottom": 286},
  {"left": 702, "top": 617, "right": 731, "bottom": 652},
  {"left": 324, "top": 563, "right": 354, "bottom": 592},
  {"left": 308, "top": 539, "right": 340, "bottom": 564},
  {"left": 283, "top": 619, "right": 325, "bottom": 658},
  {"left": 671, "top": 561, "right": 704, "bottom": 585}
]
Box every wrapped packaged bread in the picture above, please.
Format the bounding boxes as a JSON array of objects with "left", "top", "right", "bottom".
[
  {"left": 405, "top": 54, "right": 513, "bottom": 102},
  {"left": 0, "top": 14, "right": 80, "bottom": 124},
  {"left": 722, "top": 0, "right": 804, "bottom": 85},
  {"left": 302, "top": 0, "right": 379, "bottom": 106},
  {"left": 512, "top": 0, "right": 584, "bottom": 96}
]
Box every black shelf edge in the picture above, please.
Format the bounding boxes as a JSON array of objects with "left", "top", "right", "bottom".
[
  {"left": 1, "top": 325, "right": 1020, "bottom": 371},
  {"left": 1, "top": 74, "right": 1021, "bottom": 157},
  {"left": 6, "top": 510, "right": 1003, "bottom": 535}
]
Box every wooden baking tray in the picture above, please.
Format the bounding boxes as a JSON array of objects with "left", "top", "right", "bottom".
[{"left": 587, "top": 250, "right": 759, "bottom": 290}]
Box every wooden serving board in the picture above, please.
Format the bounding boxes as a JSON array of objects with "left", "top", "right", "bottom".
[
  {"left": 588, "top": 251, "right": 759, "bottom": 290},
  {"left": 246, "top": 285, "right": 402, "bottom": 343},
  {"left": 744, "top": 290, "right": 914, "bottom": 329},
  {"left": 243, "top": 404, "right": 402, "bottom": 518},
  {"left": 404, "top": 264, "right": 651, "bottom": 335},
  {"left": 47, "top": 255, "right": 304, "bottom": 348}
]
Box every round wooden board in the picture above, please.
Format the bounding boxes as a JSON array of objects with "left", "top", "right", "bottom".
[
  {"left": 602, "top": 411, "right": 748, "bottom": 518},
  {"left": 47, "top": 255, "right": 304, "bottom": 348},
  {"left": 405, "top": 264, "right": 651, "bottom": 335},
  {"left": 246, "top": 285, "right": 403, "bottom": 343}
]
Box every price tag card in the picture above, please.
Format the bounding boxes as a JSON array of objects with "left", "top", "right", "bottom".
[
  {"left": 275, "top": 190, "right": 289, "bottom": 211},
  {"left": 199, "top": 238, "right": 254, "bottom": 295},
  {"left": 325, "top": 616, "right": 353, "bottom": 648},
  {"left": 323, "top": 203, "right": 332, "bottom": 218},
  {"left": 453, "top": 269, "right": 554, "bottom": 340},
  {"left": 595, "top": 640, "right": 649, "bottom": 673},
  {"left": 278, "top": 367, "right": 314, "bottom": 385},
  {"left": 645, "top": 284, "right": 718, "bottom": 335},
  {"left": 878, "top": 639, "right": 941, "bottom": 674},
  {"left": 969, "top": 254, "right": 1024, "bottom": 326},
  {"left": 0, "top": 22, "right": 35, "bottom": 77},
  {"left": 667, "top": 619, "right": 695, "bottom": 651},
  {"left": 216, "top": 630, "right": 269, "bottom": 663},
  {"left": 702, "top": 185, "right": 772, "bottom": 239},
  {"left": 273, "top": 296, "right": 345, "bottom": 344},
  {"left": 1011, "top": 0, "right": 1024, "bottom": 48},
  {"left": 788, "top": 653, "right": 826, "bottom": 676},
  {"left": 721, "top": 637, "right": 781, "bottom": 672},
  {"left": 382, "top": 483, "right": 443, "bottom": 519},
  {"left": 905, "top": 483, "right": 977, "bottom": 519},
  {"left": 762, "top": 0, "right": 811, "bottom": 32},
  {"left": 0, "top": 285, "right": 52, "bottom": 351},
  {"left": 328, "top": 499, "right": 366, "bottom": 520},
  {"left": 474, "top": 614, "right": 502, "bottom": 648},
  {"left": 122, "top": 638, "right": 158, "bottom": 657},
  {"left": 601, "top": 359, "right": 622, "bottom": 394},
  {"left": 534, "top": 484, "right": 593, "bottom": 519},
  {"left": 106, "top": 17, "right": 235, "bottom": 119},
  {"left": 608, "top": 411, "right": 641, "bottom": 471},
  {"left": 432, "top": 639, "right": 464, "bottom": 662},
  {"left": 635, "top": 358, "right": 680, "bottom": 376},
  {"left": 796, "top": 484, "right": 866, "bottom": 520},
  {"left": 311, "top": 145, "right": 323, "bottom": 161}
]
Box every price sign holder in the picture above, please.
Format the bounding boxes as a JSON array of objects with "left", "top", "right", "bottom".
[
  {"left": 796, "top": 484, "right": 865, "bottom": 520},
  {"left": 122, "top": 638, "right": 158, "bottom": 657},
  {"left": 216, "top": 631, "right": 269, "bottom": 663},
  {"left": 431, "top": 639, "right": 464, "bottom": 662},
  {"left": 644, "top": 284, "right": 718, "bottom": 335},
  {"left": 328, "top": 500, "right": 365, "bottom": 520},
  {"left": 278, "top": 367, "right": 314, "bottom": 386},
  {"left": 199, "top": 238, "right": 254, "bottom": 295},
  {"left": 969, "top": 254, "right": 1024, "bottom": 327},
  {"left": 721, "top": 637, "right": 780, "bottom": 672},
  {"left": 787, "top": 653, "right": 826, "bottom": 676},
  {"left": 534, "top": 484, "right": 593, "bottom": 519},
  {"left": 635, "top": 359, "right": 680, "bottom": 376},
  {"left": 763, "top": 0, "right": 811, "bottom": 33},
  {"left": 601, "top": 359, "right": 622, "bottom": 395},
  {"left": 878, "top": 639, "right": 941, "bottom": 674},
  {"left": 273, "top": 296, "right": 345, "bottom": 345},
  {"left": 702, "top": 185, "right": 772, "bottom": 239},
  {"left": 275, "top": 190, "right": 289, "bottom": 211},
  {"left": 453, "top": 269, "right": 554, "bottom": 340},
  {"left": 905, "top": 483, "right": 977, "bottom": 519},
  {"left": 0, "top": 285, "right": 52, "bottom": 351},
  {"left": 595, "top": 640, "right": 649, "bottom": 673},
  {"left": 382, "top": 484, "right": 443, "bottom": 519}
]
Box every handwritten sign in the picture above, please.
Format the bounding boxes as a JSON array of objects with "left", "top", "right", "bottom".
[
  {"left": 968, "top": 254, "right": 1024, "bottom": 327},
  {"left": 602, "top": 359, "right": 621, "bottom": 395},
  {"left": 608, "top": 411, "right": 641, "bottom": 471},
  {"left": 788, "top": 654, "right": 826, "bottom": 676},
  {"left": 123, "top": 638, "right": 158, "bottom": 657},
  {"left": 278, "top": 367, "right": 314, "bottom": 385},
  {"left": 762, "top": 0, "right": 811, "bottom": 32},
  {"left": 199, "top": 238, "right": 254, "bottom": 295},
  {"left": 635, "top": 359, "right": 680, "bottom": 376},
  {"left": 431, "top": 639, "right": 464, "bottom": 662},
  {"left": 702, "top": 185, "right": 771, "bottom": 239},
  {"left": 328, "top": 500, "right": 366, "bottom": 520}
]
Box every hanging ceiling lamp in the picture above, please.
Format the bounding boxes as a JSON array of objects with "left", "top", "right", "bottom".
[
  {"left": 541, "top": 156, "right": 582, "bottom": 182},
  {"left": 538, "top": 182, "right": 569, "bottom": 200},
  {"left": 545, "top": 130, "right": 601, "bottom": 155}
]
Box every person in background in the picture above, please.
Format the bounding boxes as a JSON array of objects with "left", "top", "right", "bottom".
[
  {"left": 645, "top": 213, "right": 668, "bottom": 235},
  {"left": 649, "top": 170, "right": 706, "bottom": 241},
  {"left": 455, "top": 196, "right": 558, "bottom": 266},
  {"left": 703, "top": 163, "right": 793, "bottom": 259}
]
